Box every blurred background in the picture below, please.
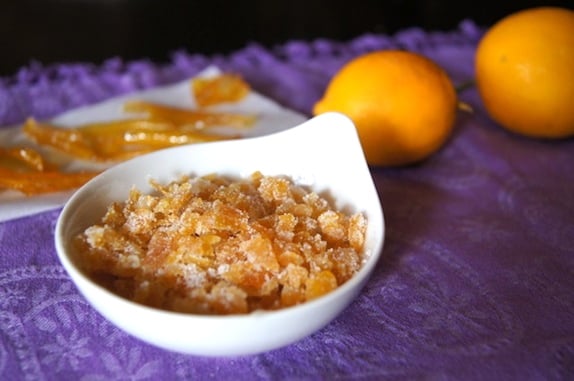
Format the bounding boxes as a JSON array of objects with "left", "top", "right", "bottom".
[{"left": 1, "top": 0, "right": 572, "bottom": 77}]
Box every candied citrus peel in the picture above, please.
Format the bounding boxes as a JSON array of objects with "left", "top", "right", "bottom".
[
  {"left": 0, "top": 146, "right": 100, "bottom": 195},
  {"left": 0, "top": 146, "right": 50, "bottom": 171},
  {"left": 23, "top": 117, "right": 238, "bottom": 162},
  {"left": 74, "top": 172, "right": 367, "bottom": 314},
  {"left": 123, "top": 100, "right": 256, "bottom": 129},
  {"left": 4, "top": 73, "right": 258, "bottom": 195},
  {"left": 0, "top": 168, "right": 99, "bottom": 195},
  {"left": 192, "top": 73, "right": 250, "bottom": 107}
]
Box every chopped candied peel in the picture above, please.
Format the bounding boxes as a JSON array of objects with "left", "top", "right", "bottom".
[{"left": 74, "top": 172, "right": 367, "bottom": 315}]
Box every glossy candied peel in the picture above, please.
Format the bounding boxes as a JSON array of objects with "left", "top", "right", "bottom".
[
  {"left": 1, "top": 73, "right": 257, "bottom": 196},
  {"left": 74, "top": 172, "right": 367, "bottom": 315},
  {"left": 0, "top": 146, "right": 100, "bottom": 195},
  {"left": 192, "top": 73, "right": 251, "bottom": 107}
]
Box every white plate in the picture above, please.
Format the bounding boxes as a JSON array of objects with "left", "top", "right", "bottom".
[
  {"left": 55, "top": 112, "right": 385, "bottom": 356},
  {"left": 0, "top": 66, "right": 307, "bottom": 222}
]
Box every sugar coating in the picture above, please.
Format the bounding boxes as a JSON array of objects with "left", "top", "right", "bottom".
[{"left": 74, "top": 171, "right": 367, "bottom": 315}]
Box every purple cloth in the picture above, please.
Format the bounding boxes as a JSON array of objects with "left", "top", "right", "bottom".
[{"left": 2, "top": 21, "right": 574, "bottom": 380}]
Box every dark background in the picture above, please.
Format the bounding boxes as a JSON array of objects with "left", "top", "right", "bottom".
[{"left": 1, "top": 0, "right": 573, "bottom": 77}]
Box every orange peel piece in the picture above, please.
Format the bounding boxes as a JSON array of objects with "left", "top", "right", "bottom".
[
  {"left": 23, "top": 118, "right": 96, "bottom": 160},
  {"left": 192, "top": 73, "right": 250, "bottom": 107},
  {"left": 0, "top": 167, "right": 99, "bottom": 195},
  {"left": 0, "top": 146, "right": 50, "bottom": 171},
  {"left": 4, "top": 74, "right": 257, "bottom": 195},
  {"left": 23, "top": 117, "right": 238, "bottom": 162},
  {"left": 0, "top": 146, "right": 100, "bottom": 195},
  {"left": 123, "top": 100, "right": 256, "bottom": 129}
]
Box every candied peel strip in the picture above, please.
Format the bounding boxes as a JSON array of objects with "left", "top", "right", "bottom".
[
  {"left": 192, "top": 73, "right": 251, "bottom": 107},
  {"left": 78, "top": 118, "right": 237, "bottom": 159},
  {"left": 23, "top": 117, "right": 238, "bottom": 162},
  {"left": 123, "top": 100, "right": 256, "bottom": 129},
  {"left": 0, "top": 146, "right": 100, "bottom": 195},
  {"left": 0, "top": 146, "right": 51, "bottom": 171},
  {"left": 4, "top": 73, "right": 258, "bottom": 195},
  {"left": 72, "top": 118, "right": 176, "bottom": 135},
  {"left": 23, "top": 118, "right": 97, "bottom": 160},
  {"left": 0, "top": 167, "right": 100, "bottom": 195}
]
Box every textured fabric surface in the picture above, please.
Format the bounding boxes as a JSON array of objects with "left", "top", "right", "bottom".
[{"left": 1, "top": 21, "right": 574, "bottom": 380}]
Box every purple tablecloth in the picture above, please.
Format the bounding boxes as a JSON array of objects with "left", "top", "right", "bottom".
[{"left": 1, "top": 21, "right": 574, "bottom": 380}]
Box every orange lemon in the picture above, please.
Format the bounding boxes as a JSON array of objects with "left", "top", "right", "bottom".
[
  {"left": 475, "top": 7, "right": 574, "bottom": 138},
  {"left": 313, "top": 50, "right": 457, "bottom": 166}
]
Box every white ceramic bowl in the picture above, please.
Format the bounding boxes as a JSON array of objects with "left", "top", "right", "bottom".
[{"left": 55, "top": 112, "right": 385, "bottom": 356}]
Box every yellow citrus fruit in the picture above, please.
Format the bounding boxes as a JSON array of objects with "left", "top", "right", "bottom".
[
  {"left": 313, "top": 50, "right": 457, "bottom": 167},
  {"left": 475, "top": 7, "right": 574, "bottom": 139}
]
